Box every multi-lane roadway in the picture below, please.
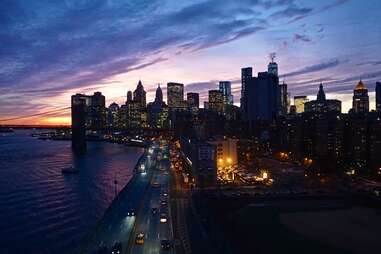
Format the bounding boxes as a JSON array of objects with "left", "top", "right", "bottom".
[
  {"left": 128, "top": 157, "right": 174, "bottom": 254},
  {"left": 81, "top": 143, "right": 174, "bottom": 254}
]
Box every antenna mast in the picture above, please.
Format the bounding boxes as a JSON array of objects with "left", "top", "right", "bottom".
[{"left": 270, "top": 52, "right": 276, "bottom": 63}]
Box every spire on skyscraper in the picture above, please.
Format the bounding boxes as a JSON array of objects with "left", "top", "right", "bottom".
[
  {"left": 133, "top": 80, "right": 146, "bottom": 107},
  {"left": 317, "top": 83, "right": 326, "bottom": 102},
  {"left": 155, "top": 84, "right": 163, "bottom": 103},
  {"left": 127, "top": 90, "right": 132, "bottom": 103}
]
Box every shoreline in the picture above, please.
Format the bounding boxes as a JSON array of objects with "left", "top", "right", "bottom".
[{"left": 79, "top": 145, "right": 149, "bottom": 253}]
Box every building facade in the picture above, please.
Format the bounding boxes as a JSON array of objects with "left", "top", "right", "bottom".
[
  {"left": 294, "top": 95, "right": 308, "bottom": 113},
  {"left": 246, "top": 71, "right": 279, "bottom": 122},
  {"left": 240, "top": 67, "right": 253, "bottom": 120},
  {"left": 305, "top": 84, "right": 341, "bottom": 113},
  {"left": 133, "top": 80, "right": 146, "bottom": 108},
  {"left": 219, "top": 81, "right": 233, "bottom": 105},
  {"left": 208, "top": 90, "right": 224, "bottom": 114},
  {"left": 278, "top": 82, "right": 288, "bottom": 115},
  {"left": 167, "top": 82, "right": 186, "bottom": 110},
  {"left": 352, "top": 80, "right": 369, "bottom": 114},
  {"left": 376, "top": 81, "right": 381, "bottom": 112}
]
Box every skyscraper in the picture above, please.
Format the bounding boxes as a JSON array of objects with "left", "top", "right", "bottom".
[
  {"left": 294, "top": 95, "right": 309, "bottom": 113},
  {"left": 246, "top": 71, "right": 279, "bottom": 122},
  {"left": 133, "top": 80, "right": 146, "bottom": 108},
  {"left": 278, "top": 82, "right": 288, "bottom": 115},
  {"left": 352, "top": 80, "right": 369, "bottom": 113},
  {"left": 240, "top": 67, "right": 253, "bottom": 120},
  {"left": 219, "top": 81, "right": 233, "bottom": 105},
  {"left": 187, "top": 92, "right": 199, "bottom": 114},
  {"left": 376, "top": 81, "right": 381, "bottom": 112},
  {"left": 147, "top": 84, "right": 169, "bottom": 128},
  {"left": 107, "top": 102, "right": 119, "bottom": 129},
  {"left": 268, "top": 53, "right": 278, "bottom": 76},
  {"left": 71, "top": 94, "right": 87, "bottom": 151},
  {"left": 154, "top": 84, "right": 163, "bottom": 103},
  {"left": 208, "top": 90, "right": 224, "bottom": 114},
  {"left": 127, "top": 90, "right": 132, "bottom": 103},
  {"left": 167, "top": 82, "right": 185, "bottom": 110},
  {"left": 89, "top": 92, "right": 106, "bottom": 130}
]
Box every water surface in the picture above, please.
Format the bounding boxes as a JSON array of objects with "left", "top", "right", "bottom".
[{"left": 0, "top": 130, "right": 143, "bottom": 254}]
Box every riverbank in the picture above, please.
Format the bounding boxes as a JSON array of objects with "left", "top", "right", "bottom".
[{"left": 31, "top": 131, "right": 148, "bottom": 147}]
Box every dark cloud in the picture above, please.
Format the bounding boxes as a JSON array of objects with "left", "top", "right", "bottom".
[
  {"left": 0, "top": 0, "right": 274, "bottom": 97},
  {"left": 293, "top": 33, "right": 312, "bottom": 42},
  {"left": 185, "top": 81, "right": 219, "bottom": 92},
  {"left": 271, "top": 6, "right": 313, "bottom": 20},
  {"left": 356, "top": 60, "right": 381, "bottom": 66},
  {"left": 281, "top": 59, "right": 341, "bottom": 78},
  {"left": 319, "top": 0, "right": 350, "bottom": 12}
]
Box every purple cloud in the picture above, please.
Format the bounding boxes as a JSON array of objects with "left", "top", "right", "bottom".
[
  {"left": 293, "top": 33, "right": 312, "bottom": 42},
  {"left": 281, "top": 59, "right": 341, "bottom": 78}
]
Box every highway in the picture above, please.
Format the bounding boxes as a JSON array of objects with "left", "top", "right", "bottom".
[
  {"left": 128, "top": 156, "right": 174, "bottom": 254},
  {"left": 81, "top": 142, "right": 174, "bottom": 254}
]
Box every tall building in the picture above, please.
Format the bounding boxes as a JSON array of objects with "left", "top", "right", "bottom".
[
  {"left": 219, "top": 81, "right": 233, "bottom": 105},
  {"left": 154, "top": 84, "right": 163, "bottom": 103},
  {"left": 187, "top": 92, "right": 199, "bottom": 114},
  {"left": 127, "top": 90, "right": 132, "bottom": 103},
  {"left": 167, "top": 82, "right": 185, "bottom": 110},
  {"left": 208, "top": 90, "right": 224, "bottom": 114},
  {"left": 126, "top": 101, "right": 142, "bottom": 128},
  {"left": 147, "top": 85, "right": 169, "bottom": 128},
  {"left": 71, "top": 94, "right": 88, "bottom": 151},
  {"left": 107, "top": 102, "right": 119, "bottom": 129},
  {"left": 240, "top": 67, "right": 253, "bottom": 120},
  {"left": 352, "top": 80, "right": 369, "bottom": 113},
  {"left": 133, "top": 80, "right": 146, "bottom": 108},
  {"left": 187, "top": 92, "right": 199, "bottom": 108},
  {"left": 377, "top": 82, "right": 381, "bottom": 112},
  {"left": 278, "top": 82, "right": 288, "bottom": 115},
  {"left": 90, "top": 92, "right": 106, "bottom": 130},
  {"left": 268, "top": 54, "right": 278, "bottom": 76},
  {"left": 294, "top": 96, "right": 309, "bottom": 113},
  {"left": 246, "top": 71, "right": 279, "bottom": 122},
  {"left": 305, "top": 84, "right": 341, "bottom": 113}
]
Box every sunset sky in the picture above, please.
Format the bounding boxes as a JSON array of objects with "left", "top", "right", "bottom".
[{"left": 0, "top": 0, "right": 380, "bottom": 125}]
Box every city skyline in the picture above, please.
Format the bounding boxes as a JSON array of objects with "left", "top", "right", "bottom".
[{"left": 1, "top": 0, "right": 381, "bottom": 125}]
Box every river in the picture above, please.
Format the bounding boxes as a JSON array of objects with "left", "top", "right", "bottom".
[{"left": 0, "top": 130, "right": 143, "bottom": 254}]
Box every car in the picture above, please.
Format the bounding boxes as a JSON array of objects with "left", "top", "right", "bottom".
[
  {"left": 126, "top": 208, "right": 135, "bottom": 217},
  {"left": 152, "top": 182, "right": 160, "bottom": 187},
  {"left": 135, "top": 233, "right": 145, "bottom": 245},
  {"left": 111, "top": 242, "right": 122, "bottom": 254},
  {"left": 161, "top": 240, "right": 172, "bottom": 250},
  {"left": 160, "top": 213, "right": 167, "bottom": 223},
  {"left": 151, "top": 207, "right": 158, "bottom": 214},
  {"left": 160, "top": 200, "right": 167, "bottom": 206}
]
